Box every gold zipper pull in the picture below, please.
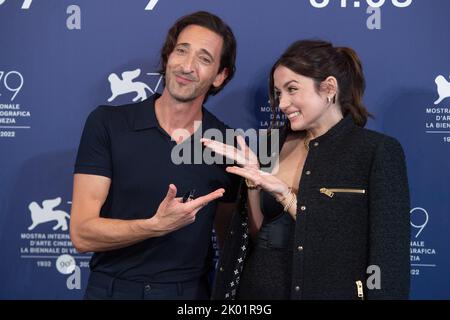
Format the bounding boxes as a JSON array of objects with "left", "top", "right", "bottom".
[
  {"left": 356, "top": 280, "right": 364, "bottom": 299},
  {"left": 320, "top": 188, "right": 334, "bottom": 198}
]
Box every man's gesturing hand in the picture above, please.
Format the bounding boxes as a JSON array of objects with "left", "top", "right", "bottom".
[{"left": 148, "top": 184, "right": 225, "bottom": 235}]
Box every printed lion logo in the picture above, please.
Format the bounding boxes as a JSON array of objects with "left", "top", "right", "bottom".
[
  {"left": 28, "top": 197, "right": 70, "bottom": 231},
  {"left": 434, "top": 75, "right": 450, "bottom": 105},
  {"left": 107, "top": 68, "right": 154, "bottom": 103}
]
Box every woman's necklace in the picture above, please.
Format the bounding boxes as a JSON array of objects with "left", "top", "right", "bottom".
[{"left": 303, "top": 132, "right": 310, "bottom": 151}]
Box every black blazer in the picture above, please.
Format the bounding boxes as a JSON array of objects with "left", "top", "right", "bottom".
[{"left": 212, "top": 116, "right": 411, "bottom": 300}]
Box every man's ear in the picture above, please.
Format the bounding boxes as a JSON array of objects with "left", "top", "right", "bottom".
[{"left": 212, "top": 68, "right": 229, "bottom": 88}]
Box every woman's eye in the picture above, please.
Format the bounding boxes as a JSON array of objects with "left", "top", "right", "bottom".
[
  {"left": 288, "top": 87, "right": 298, "bottom": 93},
  {"left": 175, "top": 47, "right": 186, "bottom": 54}
]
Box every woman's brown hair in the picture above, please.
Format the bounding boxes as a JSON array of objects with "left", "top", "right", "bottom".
[{"left": 269, "top": 40, "right": 370, "bottom": 127}]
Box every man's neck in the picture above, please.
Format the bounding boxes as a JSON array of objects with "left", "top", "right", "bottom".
[{"left": 155, "top": 90, "right": 204, "bottom": 137}]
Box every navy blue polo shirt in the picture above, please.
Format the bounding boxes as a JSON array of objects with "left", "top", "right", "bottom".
[{"left": 74, "top": 95, "right": 240, "bottom": 282}]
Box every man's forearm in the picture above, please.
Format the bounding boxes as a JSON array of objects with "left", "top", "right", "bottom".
[{"left": 71, "top": 216, "right": 163, "bottom": 253}]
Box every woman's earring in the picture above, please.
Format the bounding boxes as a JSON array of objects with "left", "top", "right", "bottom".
[{"left": 327, "top": 97, "right": 331, "bottom": 103}]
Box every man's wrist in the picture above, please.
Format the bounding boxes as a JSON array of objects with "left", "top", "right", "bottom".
[{"left": 140, "top": 217, "right": 166, "bottom": 237}]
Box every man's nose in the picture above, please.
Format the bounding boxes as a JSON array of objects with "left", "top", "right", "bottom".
[{"left": 180, "top": 54, "right": 196, "bottom": 73}]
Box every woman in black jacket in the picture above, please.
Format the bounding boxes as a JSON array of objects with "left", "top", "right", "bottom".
[{"left": 202, "top": 40, "right": 410, "bottom": 300}]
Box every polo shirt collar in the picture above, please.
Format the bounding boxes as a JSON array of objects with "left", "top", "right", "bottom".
[
  {"left": 132, "top": 94, "right": 159, "bottom": 131},
  {"left": 132, "top": 93, "right": 217, "bottom": 133}
]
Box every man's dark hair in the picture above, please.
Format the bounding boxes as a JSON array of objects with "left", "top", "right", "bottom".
[{"left": 159, "top": 11, "right": 237, "bottom": 97}]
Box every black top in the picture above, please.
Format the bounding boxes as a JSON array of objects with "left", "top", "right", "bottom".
[
  {"left": 260, "top": 190, "right": 284, "bottom": 220},
  {"left": 74, "top": 95, "right": 240, "bottom": 282},
  {"left": 213, "top": 115, "right": 411, "bottom": 300},
  {"left": 256, "top": 191, "right": 292, "bottom": 249}
]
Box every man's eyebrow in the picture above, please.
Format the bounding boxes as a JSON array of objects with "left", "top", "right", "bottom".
[
  {"left": 175, "top": 43, "right": 190, "bottom": 48},
  {"left": 198, "top": 48, "right": 214, "bottom": 61},
  {"left": 175, "top": 43, "right": 215, "bottom": 61}
]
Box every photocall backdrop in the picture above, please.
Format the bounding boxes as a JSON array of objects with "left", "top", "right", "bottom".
[{"left": 0, "top": 0, "right": 449, "bottom": 299}]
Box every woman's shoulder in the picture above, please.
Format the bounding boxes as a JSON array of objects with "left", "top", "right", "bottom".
[{"left": 351, "top": 126, "right": 405, "bottom": 154}]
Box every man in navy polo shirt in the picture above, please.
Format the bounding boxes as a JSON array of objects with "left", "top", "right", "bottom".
[{"left": 70, "top": 11, "right": 240, "bottom": 300}]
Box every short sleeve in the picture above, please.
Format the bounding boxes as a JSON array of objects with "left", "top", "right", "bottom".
[{"left": 74, "top": 106, "right": 112, "bottom": 178}]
